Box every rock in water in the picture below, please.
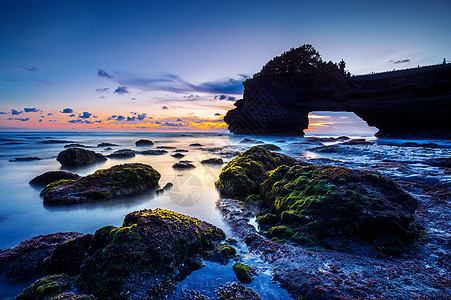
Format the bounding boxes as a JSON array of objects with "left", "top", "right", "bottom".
[
  {"left": 0, "top": 232, "right": 83, "bottom": 282},
  {"left": 56, "top": 148, "right": 106, "bottom": 167},
  {"left": 41, "top": 163, "right": 160, "bottom": 204},
  {"left": 135, "top": 139, "right": 154, "bottom": 146},
  {"left": 29, "top": 171, "right": 81, "bottom": 186},
  {"left": 17, "top": 209, "right": 225, "bottom": 299},
  {"left": 201, "top": 158, "right": 224, "bottom": 165},
  {"left": 258, "top": 164, "right": 419, "bottom": 255},
  {"left": 215, "top": 146, "right": 296, "bottom": 197}
]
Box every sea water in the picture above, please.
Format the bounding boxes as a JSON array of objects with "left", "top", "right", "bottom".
[{"left": 0, "top": 131, "right": 450, "bottom": 299}]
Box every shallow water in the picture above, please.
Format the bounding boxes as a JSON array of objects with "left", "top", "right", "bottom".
[{"left": 0, "top": 131, "right": 450, "bottom": 298}]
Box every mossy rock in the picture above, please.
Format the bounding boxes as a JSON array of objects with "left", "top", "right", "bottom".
[
  {"left": 15, "top": 274, "right": 83, "bottom": 300},
  {"left": 56, "top": 148, "right": 107, "bottom": 167},
  {"left": 261, "top": 144, "right": 281, "bottom": 151},
  {"left": 215, "top": 146, "right": 296, "bottom": 198},
  {"left": 41, "top": 163, "right": 161, "bottom": 204},
  {"left": 206, "top": 244, "right": 237, "bottom": 264},
  {"left": 74, "top": 209, "right": 225, "bottom": 299},
  {"left": 29, "top": 171, "right": 81, "bottom": 186},
  {"left": 259, "top": 164, "right": 419, "bottom": 254},
  {"left": 232, "top": 263, "right": 252, "bottom": 284}
]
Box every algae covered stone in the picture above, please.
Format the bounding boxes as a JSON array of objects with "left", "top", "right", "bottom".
[
  {"left": 56, "top": 148, "right": 107, "bottom": 167},
  {"left": 232, "top": 263, "right": 252, "bottom": 284},
  {"left": 41, "top": 163, "right": 161, "bottom": 204},
  {"left": 29, "top": 171, "right": 81, "bottom": 186},
  {"left": 259, "top": 164, "right": 419, "bottom": 254},
  {"left": 215, "top": 146, "right": 296, "bottom": 197}
]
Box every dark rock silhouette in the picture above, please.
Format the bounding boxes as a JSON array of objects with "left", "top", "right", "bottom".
[
  {"left": 30, "top": 171, "right": 81, "bottom": 186},
  {"left": 225, "top": 45, "right": 451, "bottom": 138},
  {"left": 57, "top": 148, "right": 106, "bottom": 167}
]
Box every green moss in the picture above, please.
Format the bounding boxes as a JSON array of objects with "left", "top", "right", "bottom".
[
  {"left": 215, "top": 146, "right": 296, "bottom": 198},
  {"left": 40, "top": 179, "right": 75, "bottom": 195},
  {"left": 256, "top": 213, "right": 279, "bottom": 226},
  {"left": 16, "top": 274, "right": 75, "bottom": 300},
  {"left": 219, "top": 244, "right": 237, "bottom": 257},
  {"left": 232, "top": 263, "right": 252, "bottom": 284},
  {"left": 265, "top": 225, "right": 294, "bottom": 239},
  {"left": 261, "top": 144, "right": 281, "bottom": 151}
]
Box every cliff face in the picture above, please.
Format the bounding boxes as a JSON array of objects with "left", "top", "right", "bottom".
[{"left": 225, "top": 64, "right": 451, "bottom": 138}]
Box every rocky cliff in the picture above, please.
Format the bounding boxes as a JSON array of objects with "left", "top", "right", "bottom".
[{"left": 224, "top": 46, "right": 451, "bottom": 138}]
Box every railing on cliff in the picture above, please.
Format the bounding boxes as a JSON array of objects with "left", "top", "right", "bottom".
[{"left": 350, "top": 63, "right": 450, "bottom": 81}]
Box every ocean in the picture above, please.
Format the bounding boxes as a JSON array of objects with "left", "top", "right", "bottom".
[{"left": 0, "top": 131, "right": 450, "bottom": 299}]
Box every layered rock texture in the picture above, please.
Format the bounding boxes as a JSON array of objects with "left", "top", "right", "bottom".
[{"left": 225, "top": 45, "right": 451, "bottom": 138}]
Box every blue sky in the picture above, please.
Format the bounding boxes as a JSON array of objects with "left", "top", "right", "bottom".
[{"left": 0, "top": 0, "right": 450, "bottom": 131}]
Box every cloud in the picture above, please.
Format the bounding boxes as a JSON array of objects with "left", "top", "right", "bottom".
[
  {"left": 137, "top": 113, "right": 147, "bottom": 121},
  {"left": 126, "top": 116, "right": 136, "bottom": 121},
  {"left": 176, "top": 118, "right": 182, "bottom": 121},
  {"left": 214, "top": 94, "right": 236, "bottom": 101},
  {"left": 79, "top": 112, "right": 92, "bottom": 119},
  {"left": 24, "top": 107, "right": 39, "bottom": 112},
  {"left": 12, "top": 109, "right": 22, "bottom": 115},
  {"left": 130, "top": 97, "right": 136, "bottom": 100},
  {"left": 5, "top": 78, "right": 19, "bottom": 82},
  {"left": 117, "top": 73, "right": 247, "bottom": 94},
  {"left": 0, "top": 112, "right": 7, "bottom": 114},
  {"left": 21, "top": 66, "right": 39, "bottom": 72},
  {"left": 8, "top": 117, "right": 29, "bottom": 121},
  {"left": 68, "top": 119, "right": 94, "bottom": 124},
  {"left": 114, "top": 86, "right": 129, "bottom": 95},
  {"left": 99, "top": 96, "right": 106, "bottom": 99},
  {"left": 47, "top": 113, "right": 54, "bottom": 116},
  {"left": 96, "top": 88, "right": 109, "bottom": 93},
  {"left": 214, "top": 113, "right": 221, "bottom": 116},
  {"left": 60, "top": 108, "right": 74, "bottom": 113},
  {"left": 116, "top": 115, "right": 125, "bottom": 121},
  {"left": 38, "top": 119, "right": 42, "bottom": 122},
  {"left": 162, "top": 106, "right": 169, "bottom": 110},
  {"left": 161, "top": 122, "right": 188, "bottom": 127},
  {"left": 389, "top": 59, "right": 410, "bottom": 64},
  {"left": 69, "top": 114, "right": 76, "bottom": 117},
  {"left": 98, "top": 69, "right": 114, "bottom": 78}
]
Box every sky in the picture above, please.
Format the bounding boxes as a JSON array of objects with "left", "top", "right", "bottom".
[{"left": 0, "top": 0, "right": 450, "bottom": 132}]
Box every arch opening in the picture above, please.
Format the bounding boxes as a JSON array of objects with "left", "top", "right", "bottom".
[{"left": 305, "top": 111, "right": 378, "bottom": 136}]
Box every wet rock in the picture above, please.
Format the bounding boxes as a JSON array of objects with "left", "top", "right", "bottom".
[
  {"left": 97, "top": 142, "right": 117, "bottom": 147},
  {"left": 426, "top": 157, "right": 451, "bottom": 168},
  {"left": 56, "top": 148, "right": 107, "bottom": 167},
  {"left": 0, "top": 232, "right": 83, "bottom": 282},
  {"left": 201, "top": 158, "right": 224, "bottom": 165},
  {"left": 174, "top": 149, "right": 189, "bottom": 152},
  {"left": 64, "top": 143, "right": 90, "bottom": 148},
  {"left": 340, "top": 139, "right": 373, "bottom": 145},
  {"left": 206, "top": 244, "right": 237, "bottom": 264},
  {"left": 261, "top": 144, "right": 281, "bottom": 151},
  {"left": 156, "top": 182, "right": 173, "bottom": 194},
  {"left": 157, "top": 146, "right": 176, "bottom": 149},
  {"left": 215, "top": 146, "right": 297, "bottom": 198},
  {"left": 216, "top": 282, "right": 261, "bottom": 299},
  {"left": 189, "top": 143, "right": 203, "bottom": 147},
  {"left": 135, "top": 139, "right": 154, "bottom": 146},
  {"left": 232, "top": 263, "right": 253, "bottom": 284},
  {"left": 139, "top": 149, "right": 167, "bottom": 155},
  {"left": 107, "top": 150, "right": 136, "bottom": 158},
  {"left": 37, "top": 209, "right": 224, "bottom": 299},
  {"left": 307, "top": 145, "right": 342, "bottom": 153},
  {"left": 240, "top": 138, "right": 264, "bottom": 144},
  {"left": 15, "top": 274, "right": 94, "bottom": 300},
  {"left": 9, "top": 157, "right": 41, "bottom": 162},
  {"left": 172, "top": 161, "right": 195, "bottom": 169},
  {"left": 258, "top": 164, "right": 419, "bottom": 255},
  {"left": 171, "top": 153, "right": 185, "bottom": 159},
  {"left": 41, "top": 163, "right": 160, "bottom": 204},
  {"left": 29, "top": 171, "right": 81, "bottom": 186},
  {"left": 275, "top": 140, "right": 286, "bottom": 143}
]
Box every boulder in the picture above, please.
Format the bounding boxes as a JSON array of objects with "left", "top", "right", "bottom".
[
  {"left": 135, "top": 139, "right": 154, "bottom": 146},
  {"left": 138, "top": 149, "right": 167, "bottom": 155},
  {"left": 0, "top": 232, "right": 83, "bottom": 282},
  {"left": 29, "top": 171, "right": 81, "bottom": 186},
  {"left": 201, "top": 158, "right": 224, "bottom": 165},
  {"left": 215, "top": 146, "right": 297, "bottom": 197},
  {"left": 56, "top": 148, "right": 106, "bottom": 167},
  {"left": 172, "top": 161, "right": 195, "bottom": 169},
  {"left": 33, "top": 209, "right": 225, "bottom": 299},
  {"left": 9, "top": 157, "right": 40, "bottom": 162},
  {"left": 41, "top": 163, "right": 160, "bottom": 204},
  {"left": 171, "top": 153, "right": 185, "bottom": 159},
  {"left": 258, "top": 164, "right": 419, "bottom": 255}
]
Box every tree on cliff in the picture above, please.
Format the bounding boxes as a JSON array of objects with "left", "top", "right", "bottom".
[{"left": 257, "top": 44, "right": 323, "bottom": 76}]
